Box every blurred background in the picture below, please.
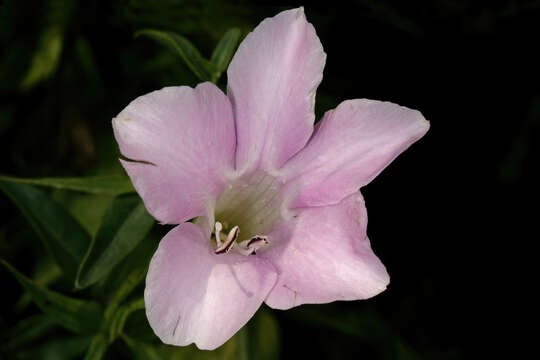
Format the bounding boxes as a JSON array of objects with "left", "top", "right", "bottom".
[{"left": 1, "top": 0, "right": 537, "bottom": 359}]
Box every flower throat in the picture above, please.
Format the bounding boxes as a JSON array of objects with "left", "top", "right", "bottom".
[{"left": 211, "top": 172, "right": 284, "bottom": 256}]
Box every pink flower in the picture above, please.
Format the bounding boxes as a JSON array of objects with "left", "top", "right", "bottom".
[{"left": 112, "top": 7, "right": 429, "bottom": 350}]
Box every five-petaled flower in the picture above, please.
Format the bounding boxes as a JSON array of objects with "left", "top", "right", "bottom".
[{"left": 112, "top": 7, "right": 429, "bottom": 350}]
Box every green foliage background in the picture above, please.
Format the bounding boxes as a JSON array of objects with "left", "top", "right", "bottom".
[{"left": 1, "top": 0, "right": 537, "bottom": 358}]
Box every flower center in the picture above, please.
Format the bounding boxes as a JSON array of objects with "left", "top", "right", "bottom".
[
  {"left": 212, "top": 172, "right": 283, "bottom": 256},
  {"left": 213, "top": 221, "right": 269, "bottom": 255}
]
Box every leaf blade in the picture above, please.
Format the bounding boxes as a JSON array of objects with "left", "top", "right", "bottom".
[
  {"left": 1, "top": 259, "right": 103, "bottom": 334},
  {"left": 75, "top": 196, "right": 154, "bottom": 289},
  {"left": 135, "top": 29, "right": 218, "bottom": 82},
  {"left": 109, "top": 297, "right": 145, "bottom": 342},
  {"left": 210, "top": 28, "right": 241, "bottom": 79},
  {"left": 19, "top": 27, "right": 63, "bottom": 90},
  {"left": 14, "top": 335, "right": 91, "bottom": 360},
  {"left": 83, "top": 334, "right": 109, "bottom": 360},
  {"left": 5, "top": 314, "right": 58, "bottom": 351},
  {"left": 0, "top": 181, "right": 90, "bottom": 282},
  {"left": 103, "top": 267, "right": 146, "bottom": 321},
  {"left": 121, "top": 334, "right": 162, "bottom": 360},
  {"left": 0, "top": 175, "right": 135, "bottom": 196}
]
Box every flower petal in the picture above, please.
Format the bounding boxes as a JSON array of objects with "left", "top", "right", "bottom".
[
  {"left": 281, "top": 99, "right": 429, "bottom": 208},
  {"left": 263, "top": 192, "right": 389, "bottom": 310},
  {"left": 145, "top": 223, "right": 277, "bottom": 350},
  {"left": 227, "top": 7, "right": 326, "bottom": 173},
  {"left": 112, "top": 83, "right": 236, "bottom": 224}
]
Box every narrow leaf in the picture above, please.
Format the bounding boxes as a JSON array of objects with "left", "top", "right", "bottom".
[
  {"left": 15, "top": 256, "right": 61, "bottom": 312},
  {"left": 121, "top": 334, "right": 162, "bottom": 360},
  {"left": 246, "top": 309, "right": 280, "bottom": 360},
  {"left": 235, "top": 326, "right": 250, "bottom": 360},
  {"left": 90, "top": 232, "right": 157, "bottom": 303},
  {"left": 5, "top": 314, "right": 58, "bottom": 351},
  {"left": 0, "top": 181, "right": 90, "bottom": 282},
  {"left": 121, "top": 310, "right": 156, "bottom": 343},
  {"left": 109, "top": 297, "right": 145, "bottom": 342},
  {"left": 15, "top": 335, "right": 91, "bottom": 360},
  {"left": 76, "top": 196, "right": 154, "bottom": 289},
  {"left": 0, "top": 174, "right": 135, "bottom": 196},
  {"left": 1, "top": 259, "right": 103, "bottom": 334},
  {"left": 19, "top": 27, "right": 63, "bottom": 90},
  {"left": 104, "top": 267, "right": 146, "bottom": 321},
  {"left": 63, "top": 193, "right": 114, "bottom": 237},
  {"left": 210, "top": 28, "right": 241, "bottom": 78},
  {"left": 135, "top": 29, "right": 218, "bottom": 82},
  {"left": 19, "top": 0, "right": 76, "bottom": 90},
  {"left": 83, "top": 334, "right": 109, "bottom": 360}
]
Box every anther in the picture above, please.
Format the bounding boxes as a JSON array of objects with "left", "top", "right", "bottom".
[
  {"left": 237, "top": 236, "right": 269, "bottom": 255},
  {"left": 215, "top": 226, "right": 239, "bottom": 254}
]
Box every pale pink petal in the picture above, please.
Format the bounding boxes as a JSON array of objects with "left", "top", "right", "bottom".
[
  {"left": 227, "top": 7, "right": 326, "bottom": 173},
  {"left": 281, "top": 99, "right": 429, "bottom": 208},
  {"left": 263, "top": 192, "right": 389, "bottom": 310},
  {"left": 145, "top": 223, "right": 277, "bottom": 350},
  {"left": 112, "top": 83, "right": 236, "bottom": 224}
]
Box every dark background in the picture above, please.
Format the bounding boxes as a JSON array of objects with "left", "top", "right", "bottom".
[{"left": 1, "top": 0, "right": 537, "bottom": 358}]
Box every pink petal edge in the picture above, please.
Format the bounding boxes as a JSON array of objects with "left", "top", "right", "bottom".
[
  {"left": 145, "top": 223, "right": 277, "bottom": 350},
  {"left": 281, "top": 99, "right": 430, "bottom": 208},
  {"left": 227, "top": 7, "right": 326, "bottom": 174},
  {"left": 112, "top": 83, "right": 236, "bottom": 224},
  {"left": 263, "top": 192, "right": 389, "bottom": 310}
]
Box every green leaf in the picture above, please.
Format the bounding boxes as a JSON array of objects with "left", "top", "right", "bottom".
[
  {"left": 121, "top": 308, "right": 278, "bottom": 360},
  {"left": 1, "top": 259, "right": 103, "bottom": 334},
  {"left": 5, "top": 314, "right": 58, "bottom": 351},
  {"left": 104, "top": 267, "right": 146, "bottom": 321},
  {"left": 210, "top": 28, "right": 241, "bottom": 77},
  {"left": 235, "top": 326, "right": 249, "bottom": 360},
  {"left": 15, "top": 335, "right": 91, "bottom": 360},
  {"left": 18, "top": 0, "right": 76, "bottom": 91},
  {"left": 83, "top": 334, "right": 109, "bottom": 360},
  {"left": 121, "top": 334, "right": 163, "bottom": 360},
  {"left": 0, "top": 175, "right": 135, "bottom": 196},
  {"left": 76, "top": 196, "right": 154, "bottom": 289},
  {"left": 0, "top": 181, "right": 90, "bottom": 282},
  {"left": 122, "top": 310, "right": 156, "bottom": 343},
  {"left": 109, "top": 297, "right": 145, "bottom": 342},
  {"left": 135, "top": 29, "right": 218, "bottom": 82},
  {"left": 246, "top": 309, "right": 280, "bottom": 360},
  {"left": 60, "top": 193, "right": 114, "bottom": 237},
  {"left": 128, "top": 311, "right": 277, "bottom": 360},
  {"left": 90, "top": 230, "right": 158, "bottom": 303},
  {"left": 122, "top": 335, "right": 238, "bottom": 360},
  {"left": 19, "top": 27, "right": 63, "bottom": 90},
  {"left": 14, "top": 256, "right": 62, "bottom": 312}
]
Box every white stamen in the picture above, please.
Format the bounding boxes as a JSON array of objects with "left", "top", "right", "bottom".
[
  {"left": 214, "top": 222, "right": 223, "bottom": 246},
  {"left": 226, "top": 226, "right": 239, "bottom": 244},
  {"left": 215, "top": 226, "right": 239, "bottom": 254},
  {"left": 214, "top": 222, "right": 269, "bottom": 256}
]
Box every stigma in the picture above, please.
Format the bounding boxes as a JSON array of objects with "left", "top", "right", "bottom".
[{"left": 213, "top": 222, "right": 269, "bottom": 256}]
